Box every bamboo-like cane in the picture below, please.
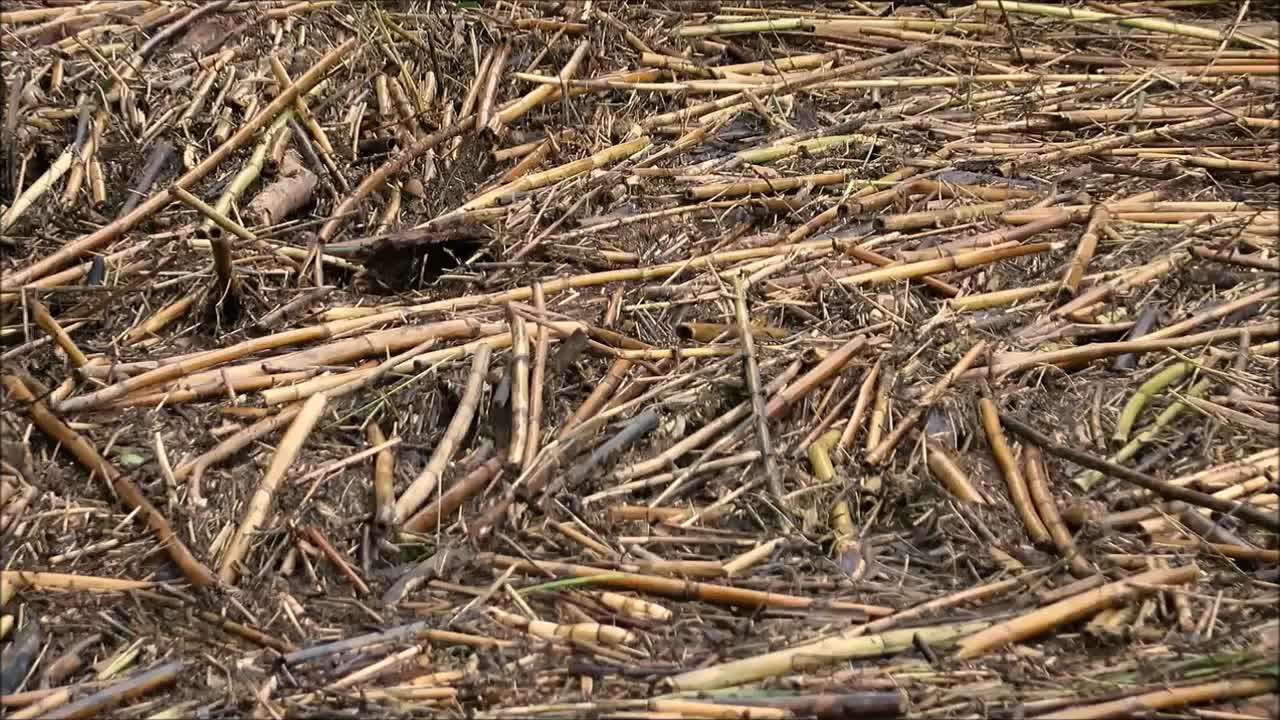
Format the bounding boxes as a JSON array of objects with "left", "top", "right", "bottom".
[
  {"left": 56, "top": 314, "right": 396, "bottom": 412},
  {"left": 2, "top": 375, "right": 216, "bottom": 588},
  {"left": 177, "top": 335, "right": 442, "bottom": 499},
  {"left": 403, "top": 453, "right": 502, "bottom": 534},
  {"left": 837, "top": 359, "right": 881, "bottom": 450},
  {"left": 1060, "top": 205, "right": 1109, "bottom": 297},
  {"left": 1112, "top": 362, "right": 1192, "bottom": 444},
  {"left": 722, "top": 537, "right": 786, "bottom": 578},
  {"left": 1040, "top": 677, "right": 1278, "bottom": 720},
  {"left": 5, "top": 38, "right": 357, "bottom": 289},
  {"left": 476, "top": 43, "right": 509, "bottom": 131},
  {"left": 459, "top": 137, "right": 650, "bottom": 213},
  {"left": 925, "top": 440, "right": 986, "bottom": 504},
  {"left": 488, "top": 607, "right": 636, "bottom": 646},
  {"left": 734, "top": 275, "right": 780, "bottom": 496},
  {"left": 979, "top": 322, "right": 1278, "bottom": 380},
  {"left": 523, "top": 283, "right": 549, "bottom": 471},
  {"left": 669, "top": 620, "right": 992, "bottom": 691},
  {"left": 367, "top": 424, "right": 396, "bottom": 529},
  {"left": 1024, "top": 447, "right": 1094, "bottom": 578},
  {"left": 28, "top": 297, "right": 89, "bottom": 368},
  {"left": 122, "top": 288, "right": 203, "bottom": 346},
  {"left": 837, "top": 242, "right": 1054, "bottom": 289},
  {"left": 218, "top": 393, "right": 327, "bottom": 585},
  {"left": 866, "top": 341, "right": 987, "bottom": 465},
  {"left": 42, "top": 660, "right": 183, "bottom": 720},
  {"left": 953, "top": 564, "right": 1198, "bottom": 659},
  {"left": 864, "top": 366, "right": 893, "bottom": 454},
  {"left": 485, "top": 554, "right": 893, "bottom": 617},
  {"left": 1001, "top": 412, "right": 1280, "bottom": 532},
  {"left": 840, "top": 243, "right": 961, "bottom": 297},
  {"left": 560, "top": 359, "right": 633, "bottom": 438},
  {"left": 491, "top": 40, "right": 590, "bottom": 132},
  {"left": 505, "top": 306, "right": 530, "bottom": 467},
  {"left": 394, "top": 344, "right": 492, "bottom": 524},
  {"left": 979, "top": 395, "right": 1052, "bottom": 546},
  {"left": 1139, "top": 284, "right": 1279, "bottom": 342},
  {"left": 974, "top": 0, "right": 1277, "bottom": 47},
  {"left": 767, "top": 335, "right": 868, "bottom": 419}
]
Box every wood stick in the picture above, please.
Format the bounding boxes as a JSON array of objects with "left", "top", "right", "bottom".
[
  {"left": 395, "top": 344, "right": 491, "bottom": 524},
  {"left": 485, "top": 553, "right": 893, "bottom": 617},
  {"left": 367, "top": 424, "right": 396, "bottom": 529},
  {"left": 1000, "top": 413, "right": 1280, "bottom": 532},
  {"left": 1, "top": 375, "right": 215, "bottom": 588},
  {"left": 953, "top": 564, "right": 1197, "bottom": 658},
  {"left": 523, "top": 283, "right": 549, "bottom": 471},
  {"left": 42, "top": 660, "right": 182, "bottom": 720},
  {"left": 1024, "top": 446, "right": 1095, "bottom": 578},
  {"left": 767, "top": 335, "right": 868, "bottom": 418},
  {"left": 218, "top": 393, "right": 327, "bottom": 584},
  {"left": 1060, "top": 205, "right": 1109, "bottom": 296},
  {"left": 734, "top": 275, "right": 779, "bottom": 496},
  {"left": 867, "top": 341, "right": 986, "bottom": 465},
  {"left": 979, "top": 395, "right": 1052, "bottom": 546},
  {"left": 506, "top": 305, "right": 530, "bottom": 466}
]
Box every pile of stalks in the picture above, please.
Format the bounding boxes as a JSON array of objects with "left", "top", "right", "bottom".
[{"left": 1, "top": 1, "right": 1278, "bottom": 717}]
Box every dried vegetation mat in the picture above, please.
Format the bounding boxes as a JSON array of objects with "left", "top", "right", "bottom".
[{"left": 1, "top": 0, "right": 1279, "bottom": 717}]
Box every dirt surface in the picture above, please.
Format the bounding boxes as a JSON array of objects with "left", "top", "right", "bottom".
[{"left": 1, "top": 1, "right": 1278, "bottom": 717}]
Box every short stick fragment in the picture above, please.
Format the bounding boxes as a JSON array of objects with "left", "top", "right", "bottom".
[
  {"left": 979, "top": 395, "right": 1052, "bottom": 546},
  {"left": 1024, "top": 447, "right": 1095, "bottom": 578},
  {"left": 954, "top": 564, "right": 1198, "bottom": 659},
  {"left": 218, "top": 393, "right": 327, "bottom": 584}
]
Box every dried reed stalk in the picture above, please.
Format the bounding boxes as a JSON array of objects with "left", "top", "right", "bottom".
[
  {"left": 2, "top": 375, "right": 215, "bottom": 588},
  {"left": 925, "top": 440, "right": 985, "bottom": 504},
  {"left": 979, "top": 395, "right": 1052, "bottom": 546},
  {"left": 523, "top": 283, "right": 549, "bottom": 471},
  {"left": 1060, "top": 205, "right": 1109, "bottom": 297},
  {"left": 218, "top": 393, "right": 327, "bottom": 584},
  {"left": 486, "top": 553, "right": 893, "bottom": 616},
  {"left": 403, "top": 453, "right": 502, "bottom": 534},
  {"left": 734, "top": 275, "right": 779, "bottom": 496},
  {"left": 505, "top": 306, "right": 530, "bottom": 466},
  {"left": 395, "top": 344, "right": 491, "bottom": 524},
  {"left": 867, "top": 341, "right": 986, "bottom": 465},
  {"left": 367, "top": 424, "right": 396, "bottom": 530},
  {"left": 953, "top": 564, "right": 1198, "bottom": 658},
  {"left": 767, "top": 335, "right": 868, "bottom": 418},
  {"left": 6, "top": 38, "right": 358, "bottom": 288},
  {"left": 1024, "top": 447, "right": 1094, "bottom": 578},
  {"left": 670, "top": 620, "right": 992, "bottom": 691}
]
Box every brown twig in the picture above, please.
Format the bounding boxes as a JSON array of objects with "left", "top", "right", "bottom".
[{"left": 2, "top": 376, "right": 216, "bottom": 588}]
